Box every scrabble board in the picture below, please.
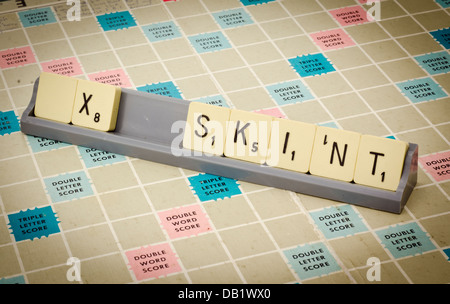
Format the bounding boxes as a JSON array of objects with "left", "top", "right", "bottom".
[{"left": 0, "top": 0, "right": 449, "bottom": 285}]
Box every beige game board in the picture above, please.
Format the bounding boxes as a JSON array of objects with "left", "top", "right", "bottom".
[{"left": 0, "top": 0, "right": 449, "bottom": 284}]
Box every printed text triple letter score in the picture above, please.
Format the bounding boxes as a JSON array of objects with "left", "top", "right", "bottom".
[{"left": 183, "top": 102, "right": 408, "bottom": 192}]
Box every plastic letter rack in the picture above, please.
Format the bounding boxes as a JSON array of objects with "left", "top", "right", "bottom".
[{"left": 21, "top": 75, "right": 418, "bottom": 214}]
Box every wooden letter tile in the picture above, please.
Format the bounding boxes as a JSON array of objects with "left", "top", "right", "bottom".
[
  {"left": 309, "top": 126, "right": 361, "bottom": 182},
  {"left": 34, "top": 72, "right": 78, "bottom": 124},
  {"left": 354, "top": 135, "right": 409, "bottom": 191},
  {"left": 183, "top": 102, "right": 231, "bottom": 156},
  {"left": 266, "top": 118, "right": 316, "bottom": 173},
  {"left": 224, "top": 109, "right": 273, "bottom": 165},
  {"left": 71, "top": 79, "right": 121, "bottom": 131}
]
